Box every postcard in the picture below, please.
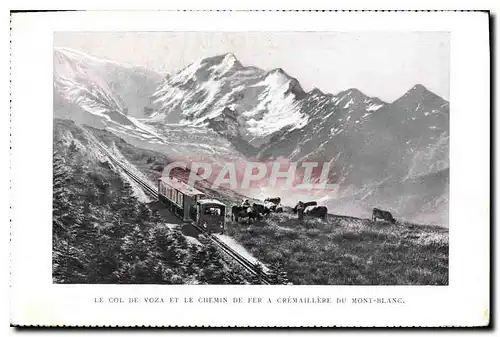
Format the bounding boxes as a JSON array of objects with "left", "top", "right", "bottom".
[{"left": 9, "top": 10, "right": 490, "bottom": 327}]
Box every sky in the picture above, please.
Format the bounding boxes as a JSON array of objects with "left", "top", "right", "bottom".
[{"left": 54, "top": 31, "right": 449, "bottom": 102}]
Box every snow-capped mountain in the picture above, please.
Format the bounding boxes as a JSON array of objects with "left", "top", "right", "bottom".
[
  {"left": 54, "top": 48, "right": 248, "bottom": 163},
  {"left": 148, "top": 53, "right": 399, "bottom": 160},
  {"left": 259, "top": 84, "right": 448, "bottom": 184},
  {"left": 149, "top": 54, "right": 309, "bottom": 148},
  {"left": 54, "top": 47, "right": 169, "bottom": 144},
  {"left": 54, "top": 49, "right": 449, "bottom": 225},
  {"left": 54, "top": 47, "right": 162, "bottom": 118},
  {"left": 257, "top": 87, "right": 387, "bottom": 161},
  {"left": 146, "top": 53, "right": 448, "bottom": 224}
]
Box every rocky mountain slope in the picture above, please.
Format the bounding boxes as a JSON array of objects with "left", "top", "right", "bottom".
[
  {"left": 54, "top": 47, "right": 162, "bottom": 117},
  {"left": 54, "top": 48, "right": 246, "bottom": 164},
  {"left": 259, "top": 84, "right": 449, "bottom": 184},
  {"left": 148, "top": 54, "right": 309, "bottom": 149}
]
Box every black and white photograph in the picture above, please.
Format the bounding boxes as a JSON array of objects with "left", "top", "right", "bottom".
[
  {"left": 9, "top": 10, "right": 490, "bottom": 328},
  {"left": 53, "top": 31, "right": 449, "bottom": 285}
]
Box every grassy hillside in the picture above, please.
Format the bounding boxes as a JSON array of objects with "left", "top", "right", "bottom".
[
  {"left": 226, "top": 212, "right": 448, "bottom": 285},
  {"left": 53, "top": 119, "right": 252, "bottom": 284},
  {"left": 56, "top": 119, "right": 448, "bottom": 285}
]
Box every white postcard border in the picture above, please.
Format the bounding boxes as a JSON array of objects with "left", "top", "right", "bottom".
[{"left": 10, "top": 10, "right": 490, "bottom": 327}]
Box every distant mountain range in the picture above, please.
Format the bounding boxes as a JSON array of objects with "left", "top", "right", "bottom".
[{"left": 53, "top": 47, "right": 449, "bottom": 226}]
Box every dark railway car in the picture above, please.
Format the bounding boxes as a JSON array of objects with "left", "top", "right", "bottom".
[
  {"left": 196, "top": 199, "right": 226, "bottom": 234},
  {"left": 158, "top": 177, "right": 205, "bottom": 222},
  {"left": 158, "top": 177, "right": 226, "bottom": 233}
]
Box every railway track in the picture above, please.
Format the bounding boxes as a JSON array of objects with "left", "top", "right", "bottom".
[{"left": 90, "top": 138, "right": 272, "bottom": 284}]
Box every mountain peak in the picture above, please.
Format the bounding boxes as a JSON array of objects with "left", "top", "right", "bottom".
[
  {"left": 270, "top": 67, "right": 286, "bottom": 74},
  {"left": 266, "top": 67, "right": 292, "bottom": 79},
  {"left": 54, "top": 47, "right": 136, "bottom": 69},
  {"left": 392, "top": 84, "right": 448, "bottom": 112},
  {"left": 345, "top": 88, "right": 366, "bottom": 97},
  {"left": 403, "top": 84, "right": 443, "bottom": 99},
  {"left": 264, "top": 68, "right": 306, "bottom": 98},
  {"left": 220, "top": 52, "right": 240, "bottom": 67},
  {"left": 54, "top": 47, "right": 88, "bottom": 59},
  {"left": 409, "top": 84, "right": 429, "bottom": 94},
  {"left": 310, "top": 87, "right": 325, "bottom": 96},
  {"left": 199, "top": 53, "right": 243, "bottom": 72},
  {"left": 223, "top": 52, "right": 237, "bottom": 59},
  {"left": 398, "top": 84, "right": 445, "bottom": 103},
  {"left": 336, "top": 88, "right": 370, "bottom": 102}
]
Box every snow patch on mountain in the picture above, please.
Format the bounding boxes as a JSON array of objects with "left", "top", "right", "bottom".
[
  {"left": 208, "top": 53, "right": 239, "bottom": 75},
  {"left": 343, "top": 98, "right": 354, "bottom": 109},
  {"left": 55, "top": 47, "right": 162, "bottom": 118},
  {"left": 244, "top": 71, "right": 307, "bottom": 136},
  {"left": 366, "top": 103, "right": 383, "bottom": 111}
]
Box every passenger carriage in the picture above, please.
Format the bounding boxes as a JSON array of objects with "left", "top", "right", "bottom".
[{"left": 157, "top": 176, "right": 226, "bottom": 233}]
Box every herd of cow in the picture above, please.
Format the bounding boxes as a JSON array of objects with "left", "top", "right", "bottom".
[
  {"left": 230, "top": 197, "right": 398, "bottom": 225},
  {"left": 230, "top": 197, "right": 328, "bottom": 223},
  {"left": 231, "top": 197, "right": 283, "bottom": 223}
]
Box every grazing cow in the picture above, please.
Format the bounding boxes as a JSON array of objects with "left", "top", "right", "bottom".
[
  {"left": 252, "top": 203, "right": 271, "bottom": 216},
  {"left": 231, "top": 205, "right": 261, "bottom": 224},
  {"left": 264, "top": 201, "right": 277, "bottom": 211},
  {"left": 296, "top": 201, "right": 306, "bottom": 220},
  {"left": 264, "top": 197, "right": 281, "bottom": 206},
  {"left": 293, "top": 201, "right": 317, "bottom": 214},
  {"left": 231, "top": 205, "right": 241, "bottom": 221},
  {"left": 304, "top": 205, "right": 328, "bottom": 220},
  {"left": 304, "top": 201, "right": 318, "bottom": 208},
  {"left": 275, "top": 205, "right": 284, "bottom": 213},
  {"left": 241, "top": 199, "right": 251, "bottom": 208},
  {"left": 372, "top": 208, "right": 396, "bottom": 224}
]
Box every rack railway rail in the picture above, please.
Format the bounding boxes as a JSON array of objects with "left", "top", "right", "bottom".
[{"left": 90, "top": 138, "right": 272, "bottom": 284}]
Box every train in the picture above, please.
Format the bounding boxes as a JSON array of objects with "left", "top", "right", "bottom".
[{"left": 157, "top": 176, "right": 226, "bottom": 233}]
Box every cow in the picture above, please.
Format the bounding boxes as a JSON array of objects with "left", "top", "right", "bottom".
[
  {"left": 264, "top": 197, "right": 281, "bottom": 206},
  {"left": 252, "top": 203, "right": 271, "bottom": 216},
  {"left": 296, "top": 201, "right": 306, "bottom": 220},
  {"left": 304, "top": 205, "right": 328, "bottom": 220},
  {"left": 241, "top": 199, "right": 251, "bottom": 208},
  {"left": 372, "top": 208, "right": 396, "bottom": 224},
  {"left": 231, "top": 205, "right": 261, "bottom": 224},
  {"left": 263, "top": 201, "right": 277, "bottom": 211},
  {"left": 293, "top": 201, "right": 317, "bottom": 214}
]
